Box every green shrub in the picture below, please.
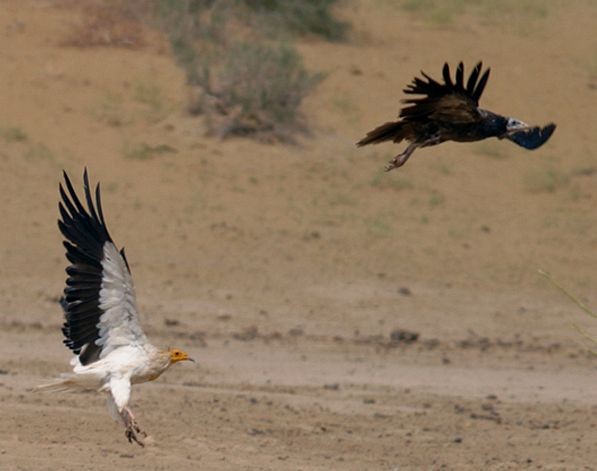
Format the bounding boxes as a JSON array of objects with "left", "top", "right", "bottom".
[
  {"left": 155, "top": 0, "right": 326, "bottom": 140},
  {"left": 195, "top": 42, "right": 322, "bottom": 139},
  {"left": 243, "top": 0, "right": 348, "bottom": 41},
  {"left": 67, "top": 0, "right": 345, "bottom": 141}
]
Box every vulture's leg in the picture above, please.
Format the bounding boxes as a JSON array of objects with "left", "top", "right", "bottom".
[
  {"left": 121, "top": 406, "right": 146, "bottom": 447},
  {"left": 385, "top": 142, "right": 419, "bottom": 171}
]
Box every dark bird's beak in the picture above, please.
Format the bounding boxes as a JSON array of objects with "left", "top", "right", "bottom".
[{"left": 506, "top": 123, "right": 556, "bottom": 150}]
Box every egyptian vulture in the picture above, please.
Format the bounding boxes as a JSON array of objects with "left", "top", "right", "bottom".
[
  {"left": 38, "top": 170, "right": 194, "bottom": 447},
  {"left": 357, "top": 61, "right": 556, "bottom": 170}
]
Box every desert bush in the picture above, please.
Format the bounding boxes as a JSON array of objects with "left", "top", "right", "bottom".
[
  {"left": 244, "top": 0, "right": 349, "bottom": 41},
  {"left": 154, "top": 0, "right": 327, "bottom": 141},
  {"left": 62, "top": 0, "right": 344, "bottom": 140},
  {"left": 154, "top": 0, "right": 347, "bottom": 41},
  {"left": 190, "top": 42, "right": 322, "bottom": 140}
]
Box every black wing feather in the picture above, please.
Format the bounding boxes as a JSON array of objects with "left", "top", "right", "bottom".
[
  {"left": 455, "top": 62, "right": 464, "bottom": 91},
  {"left": 442, "top": 63, "right": 453, "bottom": 88},
  {"left": 466, "top": 62, "right": 482, "bottom": 95},
  {"left": 59, "top": 169, "right": 115, "bottom": 365},
  {"left": 399, "top": 61, "right": 489, "bottom": 122},
  {"left": 472, "top": 68, "right": 490, "bottom": 102},
  {"left": 120, "top": 247, "right": 132, "bottom": 273}
]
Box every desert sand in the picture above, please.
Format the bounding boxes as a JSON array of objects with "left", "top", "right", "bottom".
[{"left": 0, "top": 1, "right": 596, "bottom": 469}]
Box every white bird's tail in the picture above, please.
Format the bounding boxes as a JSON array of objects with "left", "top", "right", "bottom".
[{"left": 34, "top": 373, "right": 101, "bottom": 393}]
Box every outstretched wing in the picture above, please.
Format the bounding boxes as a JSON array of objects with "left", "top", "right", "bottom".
[
  {"left": 506, "top": 123, "right": 556, "bottom": 150},
  {"left": 400, "top": 61, "right": 490, "bottom": 124},
  {"left": 59, "top": 170, "right": 148, "bottom": 365}
]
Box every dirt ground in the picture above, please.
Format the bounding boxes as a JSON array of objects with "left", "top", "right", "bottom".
[{"left": 1, "top": 1, "right": 596, "bottom": 469}]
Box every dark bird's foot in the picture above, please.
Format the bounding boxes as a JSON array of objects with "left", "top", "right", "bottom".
[
  {"left": 385, "top": 143, "right": 419, "bottom": 171},
  {"left": 385, "top": 159, "right": 403, "bottom": 172}
]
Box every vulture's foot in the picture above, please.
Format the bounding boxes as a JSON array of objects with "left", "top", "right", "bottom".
[
  {"left": 125, "top": 425, "right": 145, "bottom": 447},
  {"left": 385, "top": 157, "right": 406, "bottom": 172},
  {"left": 385, "top": 143, "right": 418, "bottom": 171},
  {"left": 122, "top": 406, "right": 147, "bottom": 447}
]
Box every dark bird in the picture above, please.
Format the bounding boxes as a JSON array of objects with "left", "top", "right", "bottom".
[{"left": 357, "top": 62, "right": 556, "bottom": 171}]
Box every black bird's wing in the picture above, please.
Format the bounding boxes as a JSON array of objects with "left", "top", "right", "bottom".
[
  {"left": 59, "top": 170, "right": 146, "bottom": 366},
  {"left": 506, "top": 123, "right": 556, "bottom": 150},
  {"left": 400, "top": 62, "right": 490, "bottom": 125}
]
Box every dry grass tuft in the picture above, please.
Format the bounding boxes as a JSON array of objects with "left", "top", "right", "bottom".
[{"left": 61, "top": 1, "right": 149, "bottom": 49}]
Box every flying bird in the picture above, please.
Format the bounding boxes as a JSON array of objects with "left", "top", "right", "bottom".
[
  {"left": 37, "top": 170, "right": 194, "bottom": 447},
  {"left": 357, "top": 62, "right": 556, "bottom": 171}
]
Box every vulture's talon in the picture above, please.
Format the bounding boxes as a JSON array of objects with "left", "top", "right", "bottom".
[{"left": 126, "top": 427, "right": 145, "bottom": 447}]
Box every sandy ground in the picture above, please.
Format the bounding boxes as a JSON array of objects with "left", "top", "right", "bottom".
[{"left": 0, "top": 1, "right": 596, "bottom": 469}]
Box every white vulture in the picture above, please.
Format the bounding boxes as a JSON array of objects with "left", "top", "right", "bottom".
[{"left": 38, "top": 170, "right": 194, "bottom": 447}]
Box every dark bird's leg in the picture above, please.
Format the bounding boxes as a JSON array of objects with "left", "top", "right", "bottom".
[
  {"left": 385, "top": 142, "right": 419, "bottom": 172},
  {"left": 121, "top": 406, "right": 147, "bottom": 447}
]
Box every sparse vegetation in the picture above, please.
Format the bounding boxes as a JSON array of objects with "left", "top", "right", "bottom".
[
  {"left": 473, "top": 142, "right": 508, "bottom": 159},
  {"left": 370, "top": 170, "right": 413, "bottom": 191},
  {"left": 61, "top": 1, "right": 147, "bottom": 49},
  {"left": 328, "top": 192, "right": 358, "bottom": 207},
  {"left": 523, "top": 168, "right": 569, "bottom": 193},
  {"left": 428, "top": 191, "right": 445, "bottom": 208},
  {"left": 245, "top": 0, "right": 349, "bottom": 41},
  {"left": 62, "top": 0, "right": 346, "bottom": 141},
  {"left": 92, "top": 85, "right": 170, "bottom": 127},
  {"left": 398, "top": 0, "right": 549, "bottom": 29},
  {"left": 571, "top": 166, "right": 596, "bottom": 177},
  {"left": 189, "top": 41, "right": 322, "bottom": 140},
  {"left": 134, "top": 82, "right": 162, "bottom": 108},
  {"left": 124, "top": 142, "right": 177, "bottom": 160},
  {"left": 156, "top": 0, "right": 330, "bottom": 141},
  {"left": 24, "top": 143, "right": 55, "bottom": 162},
  {"left": 133, "top": 81, "right": 171, "bottom": 123},
  {"left": 0, "top": 126, "right": 27, "bottom": 143},
  {"left": 431, "top": 161, "right": 453, "bottom": 175},
  {"left": 93, "top": 93, "right": 130, "bottom": 127},
  {"left": 364, "top": 214, "right": 392, "bottom": 237}
]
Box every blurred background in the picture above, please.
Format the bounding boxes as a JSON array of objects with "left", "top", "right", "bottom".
[{"left": 1, "top": 1, "right": 596, "bottom": 469}]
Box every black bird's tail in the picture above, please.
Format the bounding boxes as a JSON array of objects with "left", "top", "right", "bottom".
[{"left": 357, "top": 121, "right": 407, "bottom": 146}]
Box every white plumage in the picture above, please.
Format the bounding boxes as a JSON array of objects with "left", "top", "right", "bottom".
[{"left": 37, "top": 170, "right": 193, "bottom": 446}]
